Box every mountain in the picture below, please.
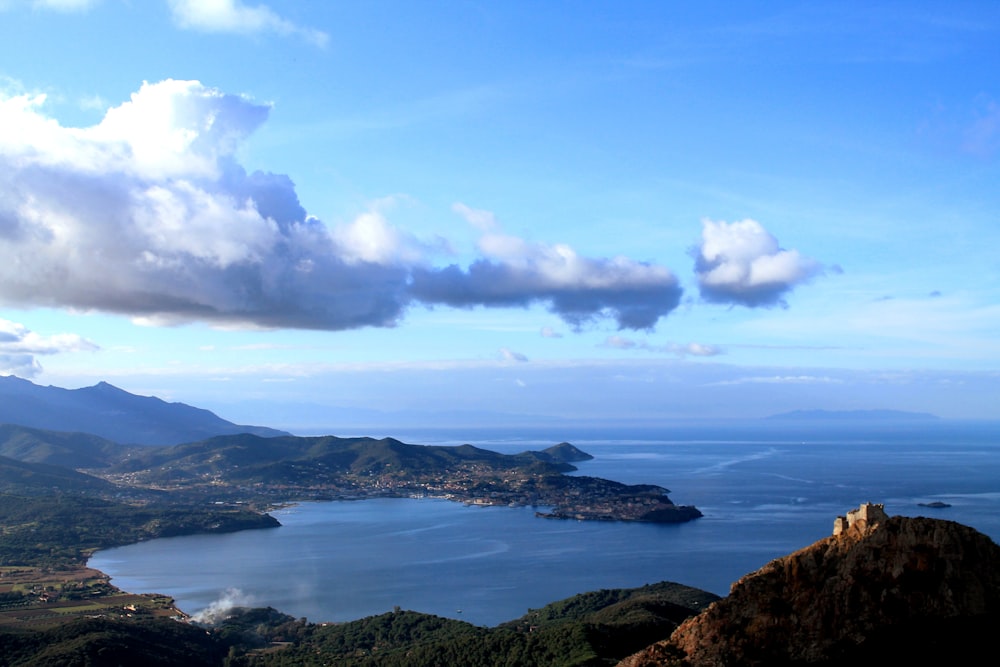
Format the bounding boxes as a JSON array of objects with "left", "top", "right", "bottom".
[
  {"left": 619, "top": 505, "right": 1000, "bottom": 666},
  {"left": 766, "top": 408, "right": 940, "bottom": 421},
  {"left": 0, "top": 375, "right": 288, "bottom": 445}
]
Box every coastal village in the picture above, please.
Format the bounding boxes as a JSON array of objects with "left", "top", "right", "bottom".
[{"left": 103, "top": 456, "right": 702, "bottom": 524}]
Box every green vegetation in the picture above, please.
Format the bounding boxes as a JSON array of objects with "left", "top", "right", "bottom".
[
  {"left": 0, "top": 425, "right": 132, "bottom": 469},
  {"left": 0, "top": 493, "right": 279, "bottom": 568},
  {"left": 0, "top": 455, "right": 119, "bottom": 497},
  {"left": 105, "top": 434, "right": 580, "bottom": 486},
  {"left": 0, "top": 425, "right": 701, "bottom": 524},
  {"left": 209, "top": 582, "right": 719, "bottom": 666},
  {"left": 0, "top": 575, "right": 716, "bottom": 666},
  {"left": 0, "top": 617, "right": 227, "bottom": 666}
]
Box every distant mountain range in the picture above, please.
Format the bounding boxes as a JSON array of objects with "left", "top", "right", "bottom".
[
  {"left": 0, "top": 376, "right": 288, "bottom": 446},
  {"left": 766, "top": 409, "right": 939, "bottom": 421}
]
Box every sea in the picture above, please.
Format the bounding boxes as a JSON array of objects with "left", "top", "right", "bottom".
[{"left": 89, "top": 420, "right": 1000, "bottom": 627}]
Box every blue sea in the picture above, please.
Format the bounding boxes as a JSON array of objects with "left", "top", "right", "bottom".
[{"left": 89, "top": 421, "right": 1000, "bottom": 627}]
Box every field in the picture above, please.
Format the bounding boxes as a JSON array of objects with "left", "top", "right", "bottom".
[{"left": 0, "top": 565, "right": 183, "bottom": 631}]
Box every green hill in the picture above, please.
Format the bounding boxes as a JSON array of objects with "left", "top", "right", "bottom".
[
  {"left": 202, "top": 580, "right": 719, "bottom": 667},
  {"left": 106, "top": 433, "right": 577, "bottom": 487},
  {"left": 0, "top": 455, "right": 117, "bottom": 496},
  {"left": 0, "top": 424, "right": 131, "bottom": 469}
]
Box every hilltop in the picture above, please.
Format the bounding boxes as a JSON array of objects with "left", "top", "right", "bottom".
[{"left": 619, "top": 505, "right": 1000, "bottom": 666}]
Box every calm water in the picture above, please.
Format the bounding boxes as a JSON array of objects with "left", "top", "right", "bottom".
[{"left": 90, "top": 421, "right": 1000, "bottom": 627}]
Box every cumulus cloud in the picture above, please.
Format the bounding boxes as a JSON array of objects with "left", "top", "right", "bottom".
[
  {"left": 411, "top": 205, "right": 684, "bottom": 330},
  {"left": 0, "top": 318, "right": 98, "bottom": 377},
  {"left": 332, "top": 197, "right": 448, "bottom": 266},
  {"left": 694, "top": 219, "right": 823, "bottom": 307},
  {"left": 602, "top": 335, "right": 723, "bottom": 357},
  {"left": 0, "top": 80, "right": 683, "bottom": 333},
  {"left": 0, "top": 80, "right": 408, "bottom": 330},
  {"left": 540, "top": 326, "right": 563, "bottom": 338},
  {"left": 167, "top": 0, "right": 328, "bottom": 47}
]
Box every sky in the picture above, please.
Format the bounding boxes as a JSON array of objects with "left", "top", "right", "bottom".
[{"left": 0, "top": 0, "right": 998, "bottom": 428}]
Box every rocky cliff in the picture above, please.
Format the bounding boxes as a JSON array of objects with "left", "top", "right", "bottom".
[{"left": 619, "top": 508, "right": 1000, "bottom": 666}]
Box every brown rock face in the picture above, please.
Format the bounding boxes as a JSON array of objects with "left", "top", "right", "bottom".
[{"left": 620, "top": 514, "right": 1000, "bottom": 666}]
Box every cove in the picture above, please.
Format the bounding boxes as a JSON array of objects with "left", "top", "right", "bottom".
[{"left": 91, "top": 497, "right": 746, "bottom": 627}]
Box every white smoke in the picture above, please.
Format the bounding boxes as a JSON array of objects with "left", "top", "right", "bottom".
[{"left": 190, "top": 587, "right": 255, "bottom": 624}]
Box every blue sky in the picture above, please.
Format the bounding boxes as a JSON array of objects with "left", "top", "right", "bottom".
[{"left": 1, "top": 1, "right": 998, "bottom": 427}]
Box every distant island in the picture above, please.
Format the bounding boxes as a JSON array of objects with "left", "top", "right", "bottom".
[{"left": 766, "top": 409, "right": 940, "bottom": 421}]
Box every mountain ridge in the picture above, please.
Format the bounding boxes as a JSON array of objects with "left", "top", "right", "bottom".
[{"left": 0, "top": 375, "right": 288, "bottom": 445}]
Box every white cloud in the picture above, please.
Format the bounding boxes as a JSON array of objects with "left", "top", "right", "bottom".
[
  {"left": 78, "top": 93, "right": 108, "bottom": 112},
  {"left": 332, "top": 197, "right": 447, "bottom": 266},
  {"left": 604, "top": 335, "right": 637, "bottom": 350},
  {"left": 414, "top": 207, "right": 684, "bottom": 330},
  {"left": 0, "top": 354, "right": 41, "bottom": 377},
  {"left": 0, "top": 319, "right": 98, "bottom": 354},
  {"left": 0, "top": 80, "right": 407, "bottom": 330},
  {"left": 540, "top": 326, "right": 563, "bottom": 338},
  {"left": 0, "top": 80, "right": 684, "bottom": 333},
  {"left": 0, "top": 318, "right": 98, "bottom": 377},
  {"left": 684, "top": 342, "right": 723, "bottom": 357},
  {"left": 602, "top": 335, "right": 723, "bottom": 357},
  {"left": 694, "top": 219, "right": 823, "bottom": 307},
  {"left": 452, "top": 202, "right": 498, "bottom": 232},
  {"left": 167, "top": 0, "right": 328, "bottom": 47},
  {"left": 499, "top": 347, "right": 528, "bottom": 363}
]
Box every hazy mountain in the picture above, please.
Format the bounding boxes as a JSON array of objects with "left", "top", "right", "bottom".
[{"left": 0, "top": 376, "right": 288, "bottom": 445}]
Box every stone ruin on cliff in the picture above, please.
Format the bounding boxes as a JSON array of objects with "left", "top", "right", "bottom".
[{"left": 832, "top": 501, "right": 888, "bottom": 536}]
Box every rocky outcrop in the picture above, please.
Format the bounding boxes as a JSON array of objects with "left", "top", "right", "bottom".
[{"left": 619, "top": 507, "right": 1000, "bottom": 666}]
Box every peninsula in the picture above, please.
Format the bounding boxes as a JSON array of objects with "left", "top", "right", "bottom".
[
  {"left": 94, "top": 434, "right": 701, "bottom": 524},
  {"left": 0, "top": 378, "right": 701, "bottom": 525}
]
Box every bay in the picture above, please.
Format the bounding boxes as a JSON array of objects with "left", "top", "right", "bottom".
[{"left": 89, "top": 421, "right": 1000, "bottom": 627}]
